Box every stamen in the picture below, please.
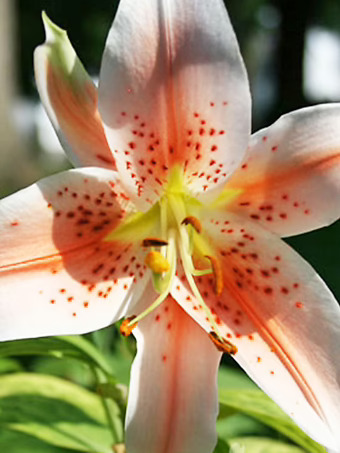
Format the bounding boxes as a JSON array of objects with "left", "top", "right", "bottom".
[
  {"left": 120, "top": 316, "right": 138, "bottom": 337},
  {"left": 209, "top": 331, "right": 238, "bottom": 355},
  {"left": 205, "top": 255, "right": 224, "bottom": 295},
  {"left": 181, "top": 216, "right": 202, "bottom": 233},
  {"left": 130, "top": 231, "right": 177, "bottom": 325},
  {"left": 145, "top": 251, "right": 170, "bottom": 273},
  {"left": 142, "top": 238, "right": 168, "bottom": 247},
  {"left": 178, "top": 231, "right": 222, "bottom": 335}
]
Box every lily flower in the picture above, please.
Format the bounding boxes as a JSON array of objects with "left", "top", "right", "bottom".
[{"left": 1, "top": 1, "right": 340, "bottom": 452}]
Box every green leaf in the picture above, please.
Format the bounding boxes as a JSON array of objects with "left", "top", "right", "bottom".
[
  {"left": 0, "top": 357, "right": 22, "bottom": 374},
  {"left": 217, "top": 413, "right": 275, "bottom": 439},
  {"left": 229, "top": 437, "right": 307, "bottom": 453},
  {"left": 0, "top": 373, "right": 122, "bottom": 453},
  {"left": 0, "top": 336, "right": 112, "bottom": 375},
  {"left": 0, "top": 429, "right": 76, "bottom": 453},
  {"left": 219, "top": 389, "right": 326, "bottom": 453},
  {"left": 218, "top": 366, "right": 258, "bottom": 390},
  {"left": 213, "top": 437, "right": 231, "bottom": 453}
]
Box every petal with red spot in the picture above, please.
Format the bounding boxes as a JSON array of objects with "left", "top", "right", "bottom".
[
  {"left": 99, "top": 0, "right": 250, "bottom": 206},
  {"left": 227, "top": 104, "right": 340, "bottom": 237},
  {"left": 126, "top": 293, "right": 221, "bottom": 453},
  {"left": 172, "top": 211, "right": 340, "bottom": 450}
]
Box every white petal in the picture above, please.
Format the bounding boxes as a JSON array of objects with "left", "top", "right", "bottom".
[
  {"left": 172, "top": 210, "right": 340, "bottom": 450},
  {"left": 34, "top": 13, "right": 115, "bottom": 169},
  {"left": 0, "top": 168, "right": 149, "bottom": 340},
  {"left": 126, "top": 294, "right": 221, "bottom": 453},
  {"left": 227, "top": 104, "right": 340, "bottom": 236},
  {"left": 99, "top": 0, "right": 251, "bottom": 207}
]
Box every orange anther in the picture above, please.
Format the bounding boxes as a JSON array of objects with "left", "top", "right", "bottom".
[
  {"left": 145, "top": 251, "right": 170, "bottom": 273},
  {"left": 209, "top": 331, "right": 238, "bottom": 355},
  {"left": 120, "top": 316, "right": 138, "bottom": 337},
  {"left": 205, "top": 255, "right": 224, "bottom": 295},
  {"left": 181, "top": 216, "right": 202, "bottom": 233}
]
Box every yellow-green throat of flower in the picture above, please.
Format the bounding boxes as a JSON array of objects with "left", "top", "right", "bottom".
[{"left": 105, "top": 166, "right": 241, "bottom": 354}]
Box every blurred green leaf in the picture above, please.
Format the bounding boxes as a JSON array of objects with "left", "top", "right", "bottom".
[
  {"left": 229, "top": 437, "right": 306, "bottom": 453},
  {"left": 217, "top": 413, "right": 275, "bottom": 439},
  {"left": 0, "top": 336, "right": 112, "bottom": 375},
  {"left": 218, "top": 366, "right": 258, "bottom": 390},
  {"left": 219, "top": 389, "right": 326, "bottom": 453},
  {"left": 0, "top": 373, "right": 121, "bottom": 452},
  {"left": 0, "top": 429, "right": 76, "bottom": 453},
  {"left": 0, "top": 357, "right": 22, "bottom": 374},
  {"left": 32, "top": 356, "right": 94, "bottom": 387},
  {"left": 214, "top": 437, "right": 231, "bottom": 453}
]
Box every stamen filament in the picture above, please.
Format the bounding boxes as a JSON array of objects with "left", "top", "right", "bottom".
[
  {"left": 129, "top": 231, "right": 177, "bottom": 326},
  {"left": 178, "top": 228, "right": 223, "bottom": 338},
  {"left": 178, "top": 224, "right": 212, "bottom": 277}
]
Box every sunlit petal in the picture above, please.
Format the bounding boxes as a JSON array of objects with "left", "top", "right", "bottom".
[
  {"left": 126, "top": 292, "right": 221, "bottom": 453},
  {"left": 172, "top": 210, "right": 340, "bottom": 450},
  {"left": 0, "top": 168, "right": 149, "bottom": 340},
  {"left": 99, "top": 0, "right": 250, "bottom": 207},
  {"left": 226, "top": 104, "right": 340, "bottom": 236},
  {"left": 34, "top": 13, "right": 115, "bottom": 169}
]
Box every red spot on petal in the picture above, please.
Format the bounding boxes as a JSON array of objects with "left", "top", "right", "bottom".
[{"left": 264, "top": 286, "right": 273, "bottom": 295}]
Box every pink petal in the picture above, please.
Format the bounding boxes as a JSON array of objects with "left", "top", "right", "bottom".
[
  {"left": 226, "top": 104, "right": 340, "bottom": 237},
  {"left": 126, "top": 293, "right": 221, "bottom": 453},
  {"left": 172, "top": 211, "right": 340, "bottom": 450},
  {"left": 0, "top": 168, "right": 149, "bottom": 340},
  {"left": 34, "top": 14, "right": 116, "bottom": 170},
  {"left": 99, "top": 0, "right": 250, "bottom": 207}
]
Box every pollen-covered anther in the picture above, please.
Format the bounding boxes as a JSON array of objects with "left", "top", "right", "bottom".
[
  {"left": 120, "top": 316, "right": 138, "bottom": 337},
  {"left": 205, "top": 255, "right": 224, "bottom": 295},
  {"left": 209, "top": 331, "right": 238, "bottom": 355},
  {"left": 181, "top": 216, "right": 202, "bottom": 234},
  {"left": 145, "top": 251, "right": 170, "bottom": 273},
  {"left": 142, "top": 238, "right": 168, "bottom": 247}
]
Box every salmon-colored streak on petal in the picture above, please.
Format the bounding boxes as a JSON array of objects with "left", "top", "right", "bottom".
[
  {"left": 0, "top": 240, "right": 148, "bottom": 340},
  {"left": 126, "top": 295, "right": 220, "bottom": 453},
  {"left": 172, "top": 211, "right": 340, "bottom": 448},
  {"left": 0, "top": 168, "right": 151, "bottom": 340},
  {"left": 47, "top": 62, "right": 116, "bottom": 169},
  {"left": 226, "top": 105, "right": 340, "bottom": 237},
  {"left": 228, "top": 149, "right": 340, "bottom": 237},
  {"left": 0, "top": 169, "right": 132, "bottom": 266},
  {"left": 99, "top": 0, "right": 250, "bottom": 206}
]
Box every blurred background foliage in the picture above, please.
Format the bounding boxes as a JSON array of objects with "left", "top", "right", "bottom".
[{"left": 0, "top": 0, "right": 339, "bottom": 451}]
